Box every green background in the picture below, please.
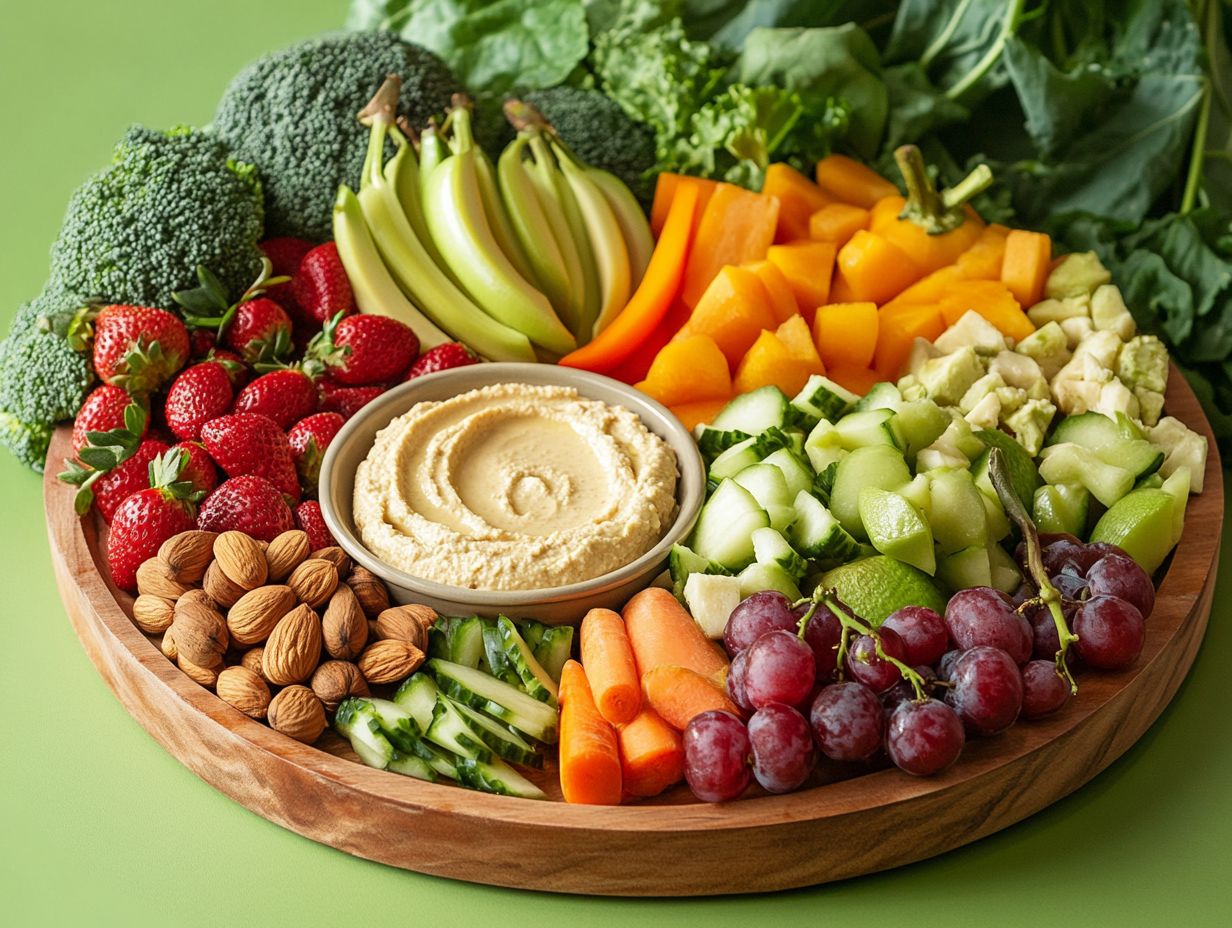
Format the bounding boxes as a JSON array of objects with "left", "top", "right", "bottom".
[{"left": 1, "top": 2, "right": 1229, "bottom": 925}]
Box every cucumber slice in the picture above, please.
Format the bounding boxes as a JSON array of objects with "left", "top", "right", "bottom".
[
  {"left": 496, "top": 616, "right": 559, "bottom": 704},
  {"left": 761, "top": 448, "right": 815, "bottom": 499},
  {"left": 733, "top": 462, "right": 793, "bottom": 510},
  {"left": 682, "top": 572, "right": 744, "bottom": 639},
  {"left": 532, "top": 626, "right": 574, "bottom": 684},
  {"left": 367, "top": 697, "right": 425, "bottom": 754},
  {"left": 690, "top": 478, "right": 770, "bottom": 570},
  {"left": 830, "top": 445, "right": 911, "bottom": 539},
  {"left": 708, "top": 437, "right": 760, "bottom": 481},
  {"left": 751, "top": 426, "right": 800, "bottom": 458},
  {"left": 426, "top": 696, "right": 494, "bottom": 762},
  {"left": 696, "top": 425, "right": 752, "bottom": 458},
  {"left": 1161, "top": 467, "right": 1190, "bottom": 546},
  {"left": 711, "top": 385, "right": 790, "bottom": 434},
  {"left": 387, "top": 752, "right": 437, "bottom": 782},
  {"left": 1032, "top": 484, "right": 1089, "bottom": 537},
  {"left": 481, "top": 622, "right": 522, "bottom": 686},
  {"left": 974, "top": 428, "right": 1040, "bottom": 506},
  {"left": 454, "top": 757, "right": 547, "bottom": 800},
  {"left": 897, "top": 399, "right": 951, "bottom": 459},
  {"left": 788, "top": 490, "right": 862, "bottom": 563},
  {"left": 897, "top": 474, "right": 932, "bottom": 521},
  {"left": 835, "top": 408, "right": 905, "bottom": 450},
  {"left": 668, "top": 543, "right": 727, "bottom": 599},
  {"left": 858, "top": 487, "right": 936, "bottom": 575},
  {"left": 445, "top": 695, "right": 543, "bottom": 767},
  {"left": 852, "top": 381, "right": 903, "bottom": 413},
  {"left": 766, "top": 503, "right": 798, "bottom": 534},
  {"left": 987, "top": 542, "right": 1022, "bottom": 593},
  {"left": 518, "top": 619, "right": 547, "bottom": 655},
  {"left": 392, "top": 673, "right": 440, "bottom": 734},
  {"left": 751, "top": 527, "right": 808, "bottom": 581},
  {"left": 409, "top": 739, "right": 459, "bottom": 779},
  {"left": 1048, "top": 412, "right": 1164, "bottom": 478},
  {"left": 429, "top": 659, "right": 559, "bottom": 743},
  {"left": 790, "top": 374, "right": 859, "bottom": 425},
  {"left": 427, "top": 616, "right": 455, "bottom": 660},
  {"left": 447, "top": 615, "right": 486, "bottom": 669},
  {"left": 804, "top": 419, "right": 848, "bottom": 473},
  {"left": 930, "top": 469, "right": 989, "bottom": 555},
  {"left": 981, "top": 491, "right": 1012, "bottom": 541},
  {"left": 334, "top": 698, "right": 395, "bottom": 769},
  {"left": 936, "top": 546, "right": 992, "bottom": 591},
  {"left": 737, "top": 561, "right": 802, "bottom": 600},
  {"left": 1038, "top": 443, "right": 1136, "bottom": 508}
]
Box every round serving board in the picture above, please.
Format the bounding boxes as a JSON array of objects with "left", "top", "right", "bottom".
[{"left": 44, "top": 369, "right": 1223, "bottom": 896}]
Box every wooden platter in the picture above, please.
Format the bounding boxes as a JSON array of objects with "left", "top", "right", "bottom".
[{"left": 44, "top": 369, "right": 1223, "bottom": 896}]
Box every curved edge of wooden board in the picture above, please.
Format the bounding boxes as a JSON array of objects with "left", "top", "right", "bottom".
[{"left": 43, "top": 367, "right": 1223, "bottom": 896}]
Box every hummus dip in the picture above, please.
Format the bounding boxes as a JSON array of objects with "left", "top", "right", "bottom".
[{"left": 353, "top": 382, "right": 679, "bottom": 591}]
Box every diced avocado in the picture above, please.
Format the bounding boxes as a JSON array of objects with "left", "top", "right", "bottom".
[
  {"left": 916, "top": 447, "right": 967, "bottom": 472},
  {"left": 1089, "top": 488, "right": 1176, "bottom": 574},
  {"left": 1038, "top": 443, "right": 1135, "bottom": 507},
  {"left": 1117, "top": 335, "right": 1169, "bottom": 394},
  {"left": 960, "top": 372, "right": 1005, "bottom": 414},
  {"left": 1094, "top": 380, "right": 1141, "bottom": 421},
  {"left": 904, "top": 337, "right": 943, "bottom": 376},
  {"left": 1015, "top": 321, "right": 1071, "bottom": 379},
  {"left": 934, "top": 310, "right": 1009, "bottom": 356},
  {"left": 751, "top": 527, "right": 808, "bottom": 581},
  {"left": 1028, "top": 296, "right": 1090, "bottom": 327},
  {"left": 1045, "top": 251, "right": 1111, "bottom": 299},
  {"left": 896, "top": 398, "right": 951, "bottom": 460},
  {"left": 898, "top": 375, "right": 926, "bottom": 401},
  {"left": 737, "top": 562, "right": 803, "bottom": 601},
  {"left": 1052, "top": 375, "right": 1103, "bottom": 417},
  {"left": 917, "top": 346, "right": 986, "bottom": 406},
  {"left": 1033, "top": 483, "right": 1089, "bottom": 537},
  {"left": 930, "top": 468, "right": 989, "bottom": 555},
  {"left": 937, "top": 546, "right": 992, "bottom": 591},
  {"left": 994, "top": 385, "right": 1028, "bottom": 417},
  {"left": 1059, "top": 315, "right": 1095, "bottom": 348},
  {"left": 1161, "top": 467, "right": 1190, "bottom": 545},
  {"left": 1134, "top": 388, "right": 1165, "bottom": 427},
  {"left": 682, "top": 573, "right": 744, "bottom": 639},
  {"left": 1149, "top": 417, "right": 1208, "bottom": 494},
  {"left": 988, "top": 350, "right": 1045, "bottom": 391},
  {"left": 1073, "top": 329, "right": 1123, "bottom": 369},
  {"left": 858, "top": 487, "right": 936, "bottom": 575},
  {"left": 830, "top": 445, "right": 912, "bottom": 539},
  {"left": 964, "top": 392, "right": 1001, "bottom": 429},
  {"left": 1090, "top": 284, "right": 1136, "bottom": 340},
  {"left": 1003, "top": 398, "right": 1056, "bottom": 456}
]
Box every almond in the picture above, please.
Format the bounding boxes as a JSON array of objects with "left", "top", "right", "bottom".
[
  {"left": 310, "top": 660, "right": 369, "bottom": 712},
  {"left": 227, "top": 584, "right": 297, "bottom": 646},
  {"left": 357, "top": 638, "right": 424, "bottom": 685},
  {"left": 216, "top": 665, "right": 271, "bottom": 719},
  {"left": 347, "top": 566, "right": 390, "bottom": 617},
  {"left": 310, "top": 546, "right": 351, "bottom": 576},
  {"left": 158, "top": 530, "right": 216, "bottom": 584},
  {"left": 262, "top": 604, "right": 323, "bottom": 685},
  {"left": 265, "top": 530, "right": 310, "bottom": 582},
  {"left": 169, "top": 598, "right": 228, "bottom": 667},
  {"left": 213, "top": 531, "right": 268, "bottom": 590},
  {"left": 136, "top": 558, "right": 192, "bottom": 600},
  {"left": 322, "top": 584, "right": 368, "bottom": 661},
  {"left": 132, "top": 594, "right": 175, "bottom": 635},
  {"left": 288, "top": 558, "right": 338, "bottom": 609},
  {"left": 178, "top": 653, "right": 222, "bottom": 688},
  {"left": 268, "top": 685, "right": 327, "bottom": 743},
  {"left": 374, "top": 604, "right": 436, "bottom": 650},
  {"left": 203, "top": 560, "right": 247, "bottom": 608},
  {"left": 178, "top": 588, "right": 218, "bottom": 611},
  {"left": 240, "top": 647, "right": 267, "bottom": 680},
  {"left": 161, "top": 628, "right": 178, "bottom": 661}
]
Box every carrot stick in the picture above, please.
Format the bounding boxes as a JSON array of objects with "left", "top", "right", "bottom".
[
  {"left": 642, "top": 665, "right": 740, "bottom": 732},
  {"left": 622, "top": 587, "right": 729, "bottom": 683},
  {"left": 617, "top": 706, "right": 685, "bottom": 797},
  {"left": 558, "top": 659, "right": 623, "bottom": 805},
  {"left": 580, "top": 608, "right": 642, "bottom": 726}
]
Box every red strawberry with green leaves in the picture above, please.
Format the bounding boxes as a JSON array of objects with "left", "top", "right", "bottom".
[
  {"left": 223, "top": 298, "right": 293, "bottom": 362},
  {"left": 197, "top": 475, "right": 295, "bottom": 541},
  {"left": 90, "top": 438, "right": 172, "bottom": 523},
  {"left": 70, "top": 304, "right": 189, "bottom": 393},
  {"left": 174, "top": 261, "right": 292, "bottom": 365},
  {"left": 288, "top": 412, "right": 345, "bottom": 497},
  {"left": 200, "top": 412, "right": 300, "bottom": 502},
  {"left": 232, "top": 369, "right": 320, "bottom": 430},
  {"left": 292, "top": 242, "right": 355, "bottom": 327},
  {"left": 59, "top": 400, "right": 157, "bottom": 518},
  {"left": 316, "top": 314, "right": 419, "bottom": 386},
  {"left": 295, "top": 500, "right": 337, "bottom": 550},
  {"left": 173, "top": 441, "right": 218, "bottom": 497},
  {"left": 164, "top": 361, "right": 237, "bottom": 441},
  {"left": 318, "top": 379, "right": 387, "bottom": 420},
  {"left": 106, "top": 448, "right": 202, "bottom": 591},
  {"left": 71, "top": 385, "right": 146, "bottom": 454},
  {"left": 189, "top": 328, "right": 218, "bottom": 360},
  {"left": 404, "top": 343, "right": 478, "bottom": 381},
  {"left": 260, "top": 237, "right": 313, "bottom": 316}
]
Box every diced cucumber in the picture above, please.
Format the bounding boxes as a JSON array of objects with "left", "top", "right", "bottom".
[
  {"left": 683, "top": 573, "right": 744, "bottom": 639},
  {"left": 690, "top": 478, "right": 770, "bottom": 570},
  {"left": 897, "top": 474, "right": 932, "bottom": 521},
  {"left": 1033, "top": 484, "right": 1089, "bottom": 537},
  {"left": 481, "top": 622, "right": 522, "bottom": 686},
  {"left": 897, "top": 398, "right": 951, "bottom": 460},
  {"left": 367, "top": 697, "right": 425, "bottom": 754},
  {"left": 804, "top": 419, "right": 848, "bottom": 472},
  {"left": 852, "top": 381, "right": 903, "bottom": 413},
  {"left": 1115, "top": 412, "right": 1146, "bottom": 441},
  {"left": 981, "top": 491, "right": 1012, "bottom": 541},
  {"left": 762, "top": 448, "right": 815, "bottom": 499},
  {"left": 1135, "top": 473, "right": 1164, "bottom": 490},
  {"left": 1049, "top": 411, "right": 1164, "bottom": 477},
  {"left": 790, "top": 374, "right": 859, "bottom": 425},
  {"left": 496, "top": 616, "right": 559, "bottom": 704},
  {"left": 788, "top": 490, "right": 862, "bottom": 563},
  {"left": 409, "top": 739, "right": 459, "bottom": 779},
  {"left": 936, "top": 546, "right": 992, "bottom": 591},
  {"left": 1161, "top": 467, "right": 1190, "bottom": 545},
  {"left": 426, "top": 696, "right": 494, "bottom": 762},
  {"left": 454, "top": 757, "right": 546, "bottom": 800},
  {"left": 334, "top": 698, "right": 396, "bottom": 770},
  {"left": 751, "top": 527, "right": 808, "bottom": 581},
  {"left": 445, "top": 696, "right": 543, "bottom": 767},
  {"left": 830, "top": 445, "right": 911, "bottom": 539},
  {"left": 710, "top": 385, "right": 790, "bottom": 434},
  {"left": 668, "top": 543, "right": 727, "bottom": 599},
  {"left": 973, "top": 429, "right": 1040, "bottom": 507},
  {"left": 752, "top": 426, "right": 803, "bottom": 458},
  {"left": 392, "top": 673, "right": 440, "bottom": 734},
  {"left": 519, "top": 619, "right": 547, "bottom": 654},
  {"left": 696, "top": 425, "right": 752, "bottom": 458},
  {"left": 733, "top": 462, "right": 793, "bottom": 511},
  {"left": 858, "top": 487, "right": 936, "bottom": 575},
  {"left": 835, "top": 408, "right": 905, "bottom": 450},
  {"left": 766, "top": 503, "right": 798, "bottom": 534},
  {"left": 737, "top": 561, "right": 802, "bottom": 600},
  {"left": 386, "top": 752, "right": 437, "bottom": 782},
  {"left": 531, "top": 626, "right": 574, "bottom": 684},
  {"left": 427, "top": 616, "right": 455, "bottom": 660},
  {"left": 987, "top": 543, "right": 1022, "bottom": 593},
  {"left": 814, "top": 460, "right": 840, "bottom": 503},
  {"left": 929, "top": 469, "right": 989, "bottom": 555},
  {"left": 1038, "top": 443, "right": 1135, "bottom": 508},
  {"left": 447, "top": 615, "right": 486, "bottom": 669},
  {"left": 429, "top": 659, "right": 559, "bottom": 743}
]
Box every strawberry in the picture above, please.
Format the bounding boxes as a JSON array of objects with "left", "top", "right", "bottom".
[
  {"left": 319, "top": 380, "right": 387, "bottom": 420},
  {"left": 71, "top": 385, "right": 145, "bottom": 454},
  {"left": 295, "top": 500, "right": 337, "bottom": 551},
  {"left": 91, "top": 438, "right": 171, "bottom": 523},
  {"left": 83, "top": 305, "right": 189, "bottom": 393},
  {"left": 200, "top": 412, "right": 301, "bottom": 502},
  {"left": 189, "top": 328, "right": 218, "bottom": 360},
  {"left": 197, "top": 475, "right": 295, "bottom": 541},
  {"left": 173, "top": 441, "right": 218, "bottom": 497},
  {"left": 106, "top": 449, "right": 202, "bottom": 591},
  {"left": 174, "top": 261, "right": 292, "bottom": 365},
  {"left": 223, "top": 297, "right": 293, "bottom": 363},
  {"left": 404, "top": 343, "right": 479, "bottom": 381},
  {"left": 288, "top": 412, "right": 345, "bottom": 497},
  {"left": 60, "top": 400, "right": 155, "bottom": 518},
  {"left": 232, "top": 369, "right": 319, "bottom": 430},
  {"left": 164, "top": 362, "right": 235, "bottom": 441},
  {"left": 292, "top": 243, "right": 355, "bottom": 326},
  {"left": 325, "top": 314, "right": 419, "bottom": 386},
  {"left": 260, "top": 236, "right": 314, "bottom": 316}
]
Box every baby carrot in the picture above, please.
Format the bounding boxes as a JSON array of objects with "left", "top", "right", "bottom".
[
  {"left": 622, "top": 587, "right": 729, "bottom": 683},
  {"left": 618, "top": 706, "right": 685, "bottom": 797},
  {"left": 642, "top": 665, "right": 740, "bottom": 732},
  {"left": 558, "top": 659, "right": 623, "bottom": 805},
  {"left": 580, "top": 608, "right": 642, "bottom": 726}
]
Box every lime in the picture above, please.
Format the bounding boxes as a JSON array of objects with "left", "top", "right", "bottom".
[
  {"left": 818, "top": 555, "right": 948, "bottom": 626},
  {"left": 1090, "top": 488, "right": 1175, "bottom": 574},
  {"left": 975, "top": 428, "right": 1040, "bottom": 507},
  {"left": 858, "top": 487, "right": 936, "bottom": 575}
]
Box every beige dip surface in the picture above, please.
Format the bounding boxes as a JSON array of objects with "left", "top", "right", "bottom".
[{"left": 353, "top": 382, "right": 679, "bottom": 591}]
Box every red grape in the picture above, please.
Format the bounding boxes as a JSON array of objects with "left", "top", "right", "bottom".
[
  {"left": 882, "top": 606, "right": 947, "bottom": 666},
  {"left": 1051, "top": 569, "right": 1090, "bottom": 601},
  {"left": 1042, "top": 537, "right": 1098, "bottom": 576},
  {"left": 724, "top": 591, "right": 797, "bottom": 655},
  {"left": 886, "top": 698, "right": 965, "bottom": 776},
  {"left": 801, "top": 604, "right": 842, "bottom": 680},
  {"left": 1086, "top": 541, "right": 1127, "bottom": 561},
  {"left": 882, "top": 666, "right": 940, "bottom": 714},
  {"left": 937, "top": 649, "right": 962, "bottom": 681},
  {"left": 727, "top": 649, "right": 751, "bottom": 711},
  {"left": 744, "top": 630, "right": 816, "bottom": 709},
  {"left": 944, "top": 587, "right": 1033, "bottom": 665},
  {"left": 847, "top": 628, "right": 907, "bottom": 693},
  {"left": 1073, "top": 595, "right": 1145, "bottom": 670},
  {"left": 1029, "top": 604, "right": 1062, "bottom": 660},
  {"left": 683, "top": 711, "right": 752, "bottom": 802},
  {"left": 810, "top": 682, "right": 884, "bottom": 761},
  {"left": 1086, "top": 553, "right": 1155, "bottom": 619},
  {"left": 944, "top": 647, "right": 1023, "bottom": 736},
  {"left": 1015, "top": 532, "right": 1080, "bottom": 572},
  {"left": 748, "top": 703, "right": 816, "bottom": 793},
  {"left": 1020, "top": 660, "right": 1071, "bottom": 719}
]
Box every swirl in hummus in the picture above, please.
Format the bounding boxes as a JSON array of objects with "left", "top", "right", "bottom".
[{"left": 353, "top": 383, "right": 679, "bottom": 591}]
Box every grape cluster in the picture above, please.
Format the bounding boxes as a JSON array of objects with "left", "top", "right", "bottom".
[{"left": 681, "top": 538, "right": 1157, "bottom": 804}]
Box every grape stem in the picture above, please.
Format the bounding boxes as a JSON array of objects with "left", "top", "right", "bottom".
[{"left": 987, "top": 449, "right": 1080, "bottom": 694}]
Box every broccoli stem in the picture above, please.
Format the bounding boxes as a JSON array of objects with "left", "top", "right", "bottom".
[{"left": 894, "top": 144, "right": 992, "bottom": 235}]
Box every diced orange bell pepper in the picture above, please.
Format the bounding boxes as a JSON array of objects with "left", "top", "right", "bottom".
[
  {"left": 874, "top": 303, "right": 946, "bottom": 379},
  {"left": 762, "top": 163, "right": 832, "bottom": 243},
  {"left": 829, "top": 272, "right": 857, "bottom": 304},
  {"left": 825, "top": 364, "right": 880, "bottom": 396},
  {"left": 1001, "top": 230, "right": 1052, "bottom": 307},
  {"left": 681, "top": 184, "right": 780, "bottom": 307},
  {"left": 868, "top": 195, "right": 906, "bottom": 235},
  {"left": 837, "top": 231, "right": 923, "bottom": 305},
  {"left": 733, "top": 330, "right": 824, "bottom": 397},
  {"left": 880, "top": 266, "right": 965, "bottom": 313},
  {"left": 674, "top": 265, "right": 777, "bottom": 368},
  {"left": 939, "top": 280, "right": 1034, "bottom": 342},
  {"left": 744, "top": 260, "right": 799, "bottom": 324},
  {"left": 636, "top": 334, "right": 732, "bottom": 407},
  {"left": 766, "top": 242, "right": 835, "bottom": 322},
  {"left": 775, "top": 315, "right": 824, "bottom": 368},
  {"left": 670, "top": 397, "right": 732, "bottom": 431},
  {"left": 814, "top": 155, "right": 899, "bottom": 208},
  {"left": 650, "top": 174, "right": 718, "bottom": 237},
  {"left": 808, "top": 203, "right": 871, "bottom": 249},
  {"left": 956, "top": 223, "right": 1011, "bottom": 280},
  {"left": 813, "top": 302, "right": 878, "bottom": 370}
]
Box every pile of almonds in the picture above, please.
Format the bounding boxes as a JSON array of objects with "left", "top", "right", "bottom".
[{"left": 131, "top": 528, "right": 436, "bottom": 744}]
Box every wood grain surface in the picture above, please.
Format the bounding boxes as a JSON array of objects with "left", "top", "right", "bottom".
[{"left": 43, "top": 368, "right": 1223, "bottom": 896}]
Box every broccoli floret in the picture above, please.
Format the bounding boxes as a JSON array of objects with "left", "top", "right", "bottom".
[
  {"left": 213, "top": 31, "right": 462, "bottom": 242},
  {"left": 522, "top": 86, "right": 657, "bottom": 205},
  {"left": 0, "top": 288, "right": 94, "bottom": 428},
  {"left": 48, "top": 126, "right": 264, "bottom": 310},
  {"left": 0, "top": 411, "right": 53, "bottom": 473}
]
